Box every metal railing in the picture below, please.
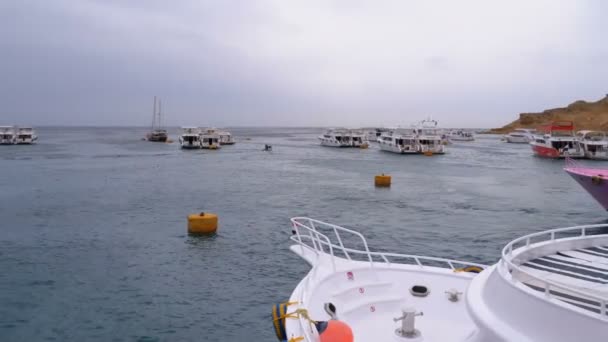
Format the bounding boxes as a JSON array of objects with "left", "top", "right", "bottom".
[
  {"left": 290, "top": 217, "right": 485, "bottom": 272},
  {"left": 501, "top": 224, "right": 608, "bottom": 318}
]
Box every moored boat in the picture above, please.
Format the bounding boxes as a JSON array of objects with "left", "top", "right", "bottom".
[
  {"left": 529, "top": 121, "right": 584, "bottom": 158},
  {"left": 178, "top": 127, "right": 201, "bottom": 149},
  {"left": 447, "top": 130, "right": 475, "bottom": 142},
  {"left": 414, "top": 119, "right": 445, "bottom": 154},
  {"left": 377, "top": 129, "right": 418, "bottom": 154},
  {"left": 218, "top": 130, "right": 235, "bottom": 145},
  {"left": 200, "top": 128, "right": 221, "bottom": 149},
  {"left": 504, "top": 128, "right": 536, "bottom": 143},
  {"left": 0, "top": 126, "right": 16, "bottom": 145},
  {"left": 319, "top": 129, "right": 368, "bottom": 148},
  {"left": 14, "top": 127, "right": 37, "bottom": 144},
  {"left": 278, "top": 217, "right": 608, "bottom": 342},
  {"left": 577, "top": 130, "right": 608, "bottom": 160},
  {"left": 145, "top": 96, "right": 168, "bottom": 142}
]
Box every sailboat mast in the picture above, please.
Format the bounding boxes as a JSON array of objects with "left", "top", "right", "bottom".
[
  {"left": 158, "top": 99, "right": 162, "bottom": 129},
  {"left": 152, "top": 96, "right": 157, "bottom": 131}
]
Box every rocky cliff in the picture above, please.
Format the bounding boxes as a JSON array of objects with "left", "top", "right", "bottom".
[{"left": 490, "top": 95, "right": 608, "bottom": 134}]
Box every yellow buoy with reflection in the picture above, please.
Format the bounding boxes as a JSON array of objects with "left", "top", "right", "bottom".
[
  {"left": 188, "top": 212, "right": 218, "bottom": 234},
  {"left": 424, "top": 151, "right": 434, "bottom": 156},
  {"left": 375, "top": 174, "right": 391, "bottom": 187}
]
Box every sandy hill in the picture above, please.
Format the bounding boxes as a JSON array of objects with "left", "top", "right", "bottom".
[{"left": 490, "top": 95, "right": 608, "bottom": 134}]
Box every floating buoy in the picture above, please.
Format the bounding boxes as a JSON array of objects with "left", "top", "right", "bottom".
[
  {"left": 187, "top": 212, "right": 218, "bottom": 234},
  {"left": 360, "top": 143, "right": 369, "bottom": 149},
  {"left": 166, "top": 139, "right": 173, "bottom": 143},
  {"left": 317, "top": 320, "right": 354, "bottom": 342},
  {"left": 424, "top": 151, "right": 433, "bottom": 156},
  {"left": 375, "top": 174, "right": 391, "bottom": 187}
]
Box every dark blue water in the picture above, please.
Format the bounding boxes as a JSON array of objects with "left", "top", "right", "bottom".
[{"left": 1, "top": 127, "right": 606, "bottom": 341}]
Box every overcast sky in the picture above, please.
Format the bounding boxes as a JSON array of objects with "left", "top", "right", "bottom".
[{"left": 1, "top": 1, "right": 607, "bottom": 127}]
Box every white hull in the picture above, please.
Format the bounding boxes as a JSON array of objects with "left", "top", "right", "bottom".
[
  {"left": 319, "top": 138, "right": 349, "bottom": 147},
  {"left": 283, "top": 218, "right": 608, "bottom": 342},
  {"left": 505, "top": 136, "right": 530, "bottom": 143},
  {"left": 449, "top": 136, "right": 474, "bottom": 142},
  {"left": 378, "top": 142, "right": 417, "bottom": 154}
]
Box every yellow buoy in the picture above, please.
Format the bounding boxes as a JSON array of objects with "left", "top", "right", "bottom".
[
  {"left": 188, "top": 212, "right": 218, "bottom": 234},
  {"left": 424, "top": 151, "right": 433, "bottom": 156},
  {"left": 375, "top": 174, "right": 391, "bottom": 187},
  {"left": 360, "top": 143, "right": 369, "bottom": 149}
]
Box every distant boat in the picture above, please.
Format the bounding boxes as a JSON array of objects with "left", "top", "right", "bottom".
[
  {"left": 504, "top": 128, "right": 536, "bottom": 143},
  {"left": 576, "top": 130, "right": 608, "bottom": 160},
  {"left": 145, "top": 96, "right": 168, "bottom": 142},
  {"left": 15, "top": 127, "right": 37, "bottom": 144},
  {"left": 0, "top": 126, "right": 16, "bottom": 145},
  {"left": 414, "top": 119, "right": 446, "bottom": 154},
  {"left": 565, "top": 158, "right": 608, "bottom": 210},
  {"left": 447, "top": 129, "right": 475, "bottom": 142},
  {"left": 200, "top": 128, "right": 221, "bottom": 149},
  {"left": 530, "top": 121, "right": 584, "bottom": 158},
  {"left": 378, "top": 128, "right": 418, "bottom": 154},
  {"left": 178, "top": 127, "right": 201, "bottom": 149},
  {"left": 318, "top": 129, "right": 369, "bottom": 148}
]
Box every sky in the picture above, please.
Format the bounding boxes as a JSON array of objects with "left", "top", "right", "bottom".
[{"left": 1, "top": 0, "right": 607, "bottom": 127}]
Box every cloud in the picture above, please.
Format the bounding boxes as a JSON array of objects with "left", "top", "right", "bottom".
[{"left": 1, "top": 0, "right": 606, "bottom": 127}]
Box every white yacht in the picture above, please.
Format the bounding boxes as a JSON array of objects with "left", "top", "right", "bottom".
[
  {"left": 349, "top": 130, "right": 369, "bottom": 148},
  {"left": 504, "top": 128, "right": 536, "bottom": 143},
  {"left": 218, "top": 130, "right": 235, "bottom": 145},
  {"left": 447, "top": 130, "right": 474, "bottom": 142},
  {"left": 178, "top": 127, "right": 201, "bottom": 149},
  {"left": 276, "top": 217, "right": 608, "bottom": 342},
  {"left": 378, "top": 129, "right": 418, "bottom": 154},
  {"left": 414, "top": 119, "right": 445, "bottom": 154},
  {"left": 576, "top": 130, "right": 608, "bottom": 160},
  {"left": 14, "top": 127, "right": 37, "bottom": 144},
  {"left": 318, "top": 129, "right": 357, "bottom": 148},
  {"left": 0, "top": 126, "right": 16, "bottom": 145},
  {"left": 200, "top": 128, "right": 221, "bottom": 149}
]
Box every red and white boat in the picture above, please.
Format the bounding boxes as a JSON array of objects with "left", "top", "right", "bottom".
[{"left": 529, "top": 121, "right": 584, "bottom": 158}]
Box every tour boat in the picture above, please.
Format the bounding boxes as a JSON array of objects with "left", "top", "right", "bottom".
[
  {"left": 145, "top": 96, "right": 168, "bottom": 142},
  {"left": 576, "top": 131, "right": 608, "bottom": 160},
  {"left": 504, "top": 128, "right": 536, "bottom": 143},
  {"left": 565, "top": 158, "right": 608, "bottom": 210},
  {"left": 319, "top": 129, "right": 368, "bottom": 148},
  {"left": 218, "top": 130, "right": 235, "bottom": 145},
  {"left": 200, "top": 128, "right": 221, "bottom": 149},
  {"left": 273, "top": 217, "right": 608, "bottom": 342},
  {"left": 14, "top": 127, "right": 37, "bottom": 144},
  {"left": 529, "top": 121, "right": 584, "bottom": 158},
  {"left": 178, "top": 127, "right": 201, "bottom": 149},
  {"left": 414, "top": 119, "right": 445, "bottom": 154},
  {"left": 378, "top": 129, "right": 418, "bottom": 154},
  {"left": 447, "top": 130, "right": 475, "bottom": 142},
  {"left": 0, "top": 126, "right": 16, "bottom": 145}
]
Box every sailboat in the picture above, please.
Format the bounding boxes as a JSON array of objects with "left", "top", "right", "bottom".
[{"left": 145, "top": 96, "right": 168, "bottom": 142}]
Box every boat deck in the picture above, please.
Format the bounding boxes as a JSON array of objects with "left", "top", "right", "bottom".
[{"left": 518, "top": 246, "right": 608, "bottom": 315}]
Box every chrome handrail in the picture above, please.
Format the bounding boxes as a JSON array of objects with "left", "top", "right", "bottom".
[
  {"left": 291, "top": 217, "right": 485, "bottom": 272},
  {"left": 501, "top": 224, "right": 608, "bottom": 319}
]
